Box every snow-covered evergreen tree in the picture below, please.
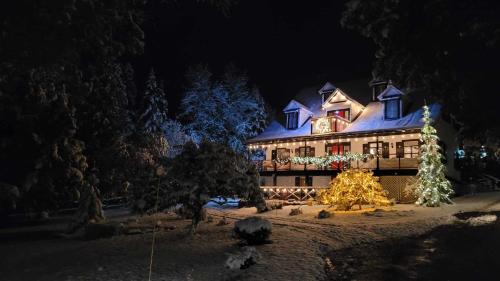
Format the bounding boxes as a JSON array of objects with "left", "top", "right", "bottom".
[
  {"left": 180, "top": 65, "right": 230, "bottom": 144},
  {"left": 414, "top": 105, "right": 454, "bottom": 207},
  {"left": 138, "top": 69, "right": 169, "bottom": 135},
  {"left": 165, "top": 141, "right": 265, "bottom": 233},
  {"left": 162, "top": 119, "right": 190, "bottom": 158},
  {"left": 223, "top": 66, "right": 267, "bottom": 152},
  {"left": 179, "top": 64, "right": 267, "bottom": 153}
]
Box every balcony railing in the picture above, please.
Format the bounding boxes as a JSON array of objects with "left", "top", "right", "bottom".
[
  {"left": 254, "top": 157, "right": 418, "bottom": 172},
  {"left": 311, "top": 115, "right": 350, "bottom": 134}
]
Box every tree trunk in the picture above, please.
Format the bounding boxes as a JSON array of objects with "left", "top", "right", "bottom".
[
  {"left": 189, "top": 205, "right": 206, "bottom": 234},
  {"left": 67, "top": 184, "right": 105, "bottom": 233}
]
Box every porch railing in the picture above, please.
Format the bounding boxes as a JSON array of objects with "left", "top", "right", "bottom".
[
  {"left": 254, "top": 157, "right": 418, "bottom": 172},
  {"left": 261, "top": 186, "right": 328, "bottom": 201}
]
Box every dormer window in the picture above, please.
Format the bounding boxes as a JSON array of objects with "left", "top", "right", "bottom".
[
  {"left": 377, "top": 83, "right": 405, "bottom": 120},
  {"left": 384, "top": 98, "right": 401, "bottom": 120},
  {"left": 285, "top": 111, "right": 299, "bottom": 129}
]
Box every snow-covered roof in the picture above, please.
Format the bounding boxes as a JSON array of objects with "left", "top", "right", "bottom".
[
  {"left": 248, "top": 119, "right": 313, "bottom": 142},
  {"left": 318, "top": 82, "right": 336, "bottom": 94},
  {"left": 248, "top": 80, "right": 441, "bottom": 143},
  {"left": 342, "top": 102, "right": 441, "bottom": 134},
  {"left": 283, "top": 99, "right": 313, "bottom": 115},
  {"left": 377, "top": 85, "right": 405, "bottom": 100}
]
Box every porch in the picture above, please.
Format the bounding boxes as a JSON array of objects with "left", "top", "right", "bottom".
[{"left": 255, "top": 157, "right": 419, "bottom": 172}]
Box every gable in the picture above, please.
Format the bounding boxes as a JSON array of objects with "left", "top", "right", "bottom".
[
  {"left": 377, "top": 85, "right": 405, "bottom": 101},
  {"left": 318, "top": 82, "right": 336, "bottom": 94},
  {"left": 322, "top": 89, "right": 364, "bottom": 109},
  {"left": 283, "top": 99, "right": 312, "bottom": 114}
]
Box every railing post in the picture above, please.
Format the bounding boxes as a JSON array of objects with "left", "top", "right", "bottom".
[{"left": 376, "top": 135, "right": 380, "bottom": 170}]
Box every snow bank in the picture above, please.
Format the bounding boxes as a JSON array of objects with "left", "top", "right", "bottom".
[
  {"left": 225, "top": 246, "right": 261, "bottom": 270},
  {"left": 465, "top": 215, "right": 497, "bottom": 226}
]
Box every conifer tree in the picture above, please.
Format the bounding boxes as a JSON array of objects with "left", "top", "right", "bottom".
[
  {"left": 138, "top": 69, "right": 169, "bottom": 135},
  {"left": 414, "top": 105, "right": 454, "bottom": 206}
]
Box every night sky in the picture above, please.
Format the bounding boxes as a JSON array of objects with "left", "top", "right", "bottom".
[{"left": 135, "top": 0, "right": 375, "bottom": 115}]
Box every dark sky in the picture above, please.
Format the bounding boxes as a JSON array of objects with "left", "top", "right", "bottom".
[{"left": 135, "top": 0, "right": 375, "bottom": 114}]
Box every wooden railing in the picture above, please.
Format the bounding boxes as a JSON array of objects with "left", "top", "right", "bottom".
[
  {"left": 261, "top": 186, "right": 328, "bottom": 201},
  {"left": 255, "top": 157, "right": 418, "bottom": 172}
]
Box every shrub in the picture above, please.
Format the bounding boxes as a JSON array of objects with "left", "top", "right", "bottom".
[
  {"left": 317, "top": 169, "right": 391, "bottom": 211},
  {"left": 317, "top": 209, "right": 331, "bottom": 219}
]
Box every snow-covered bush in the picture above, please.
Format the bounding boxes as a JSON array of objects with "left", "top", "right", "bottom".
[{"left": 234, "top": 216, "right": 272, "bottom": 245}]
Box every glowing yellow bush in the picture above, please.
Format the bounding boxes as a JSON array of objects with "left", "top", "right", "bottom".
[{"left": 317, "top": 169, "right": 391, "bottom": 211}]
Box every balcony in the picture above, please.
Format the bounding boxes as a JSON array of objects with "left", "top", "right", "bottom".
[
  {"left": 311, "top": 115, "right": 350, "bottom": 134},
  {"left": 255, "top": 157, "right": 418, "bottom": 172}
]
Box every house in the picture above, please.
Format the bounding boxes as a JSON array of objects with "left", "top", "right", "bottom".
[{"left": 247, "top": 80, "right": 460, "bottom": 202}]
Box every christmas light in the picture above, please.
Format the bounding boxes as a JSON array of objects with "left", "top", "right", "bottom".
[
  {"left": 412, "top": 105, "right": 454, "bottom": 207},
  {"left": 317, "top": 169, "right": 391, "bottom": 210}
]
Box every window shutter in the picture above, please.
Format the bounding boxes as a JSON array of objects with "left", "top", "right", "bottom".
[
  {"left": 396, "top": 142, "right": 404, "bottom": 158},
  {"left": 382, "top": 142, "right": 389, "bottom": 158},
  {"left": 307, "top": 176, "right": 313, "bottom": 186},
  {"left": 363, "top": 144, "right": 369, "bottom": 154}
]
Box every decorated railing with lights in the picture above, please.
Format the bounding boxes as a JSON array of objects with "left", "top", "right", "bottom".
[
  {"left": 261, "top": 186, "right": 326, "bottom": 201},
  {"left": 311, "top": 115, "right": 350, "bottom": 134},
  {"left": 255, "top": 156, "right": 418, "bottom": 172}
]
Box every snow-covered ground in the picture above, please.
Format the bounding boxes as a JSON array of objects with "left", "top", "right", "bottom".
[{"left": 2, "top": 192, "right": 500, "bottom": 281}]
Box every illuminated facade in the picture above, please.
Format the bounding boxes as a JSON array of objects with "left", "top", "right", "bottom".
[{"left": 247, "top": 81, "right": 460, "bottom": 201}]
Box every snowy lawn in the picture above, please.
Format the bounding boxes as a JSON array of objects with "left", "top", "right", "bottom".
[{"left": 2, "top": 192, "right": 500, "bottom": 281}]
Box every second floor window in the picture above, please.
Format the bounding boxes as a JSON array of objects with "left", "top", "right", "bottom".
[
  {"left": 384, "top": 99, "right": 400, "bottom": 120},
  {"left": 286, "top": 111, "right": 299, "bottom": 129},
  {"left": 327, "top": 108, "right": 350, "bottom": 120},
  {"left": 295, "top": 146, "right": 315, "bottom": 157}
]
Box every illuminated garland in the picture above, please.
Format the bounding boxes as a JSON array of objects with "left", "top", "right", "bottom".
[{"left": 273, "top": 152, "right": 372, "bottom": 168}]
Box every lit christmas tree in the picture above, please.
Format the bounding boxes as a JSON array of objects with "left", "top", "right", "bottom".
[{"left": 414, "top": 105, "right": 453, "bottom": 206}]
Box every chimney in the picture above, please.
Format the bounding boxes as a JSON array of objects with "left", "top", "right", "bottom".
[{"left": 369, "top": 80, "right": 389, "bottom": 101}]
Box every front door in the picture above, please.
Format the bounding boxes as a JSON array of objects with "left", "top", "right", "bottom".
[{"left": 326, "top": 143, "right": 351, "bottom": 169}]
